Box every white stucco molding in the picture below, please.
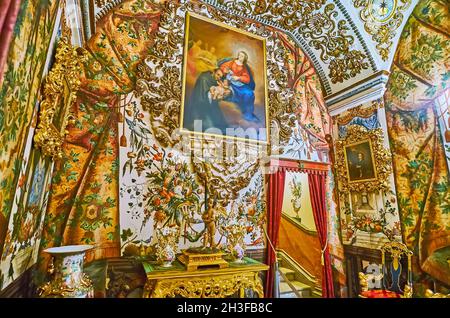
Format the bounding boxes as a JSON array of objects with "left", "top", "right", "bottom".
[{"left": 326, "top": 70, "right": 390, "bottom": 117}]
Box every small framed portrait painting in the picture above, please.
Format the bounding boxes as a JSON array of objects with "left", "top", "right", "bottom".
[{"left": 344, "top": 139, "right": 378, "bottom": 183}]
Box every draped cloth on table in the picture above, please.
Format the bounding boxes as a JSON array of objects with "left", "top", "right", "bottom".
[
  {"left": 36, "top": 1, "right": 161, "bottom": 281},
  {"left": 0, "top": 0, "right": 20, "bottom": 86}
]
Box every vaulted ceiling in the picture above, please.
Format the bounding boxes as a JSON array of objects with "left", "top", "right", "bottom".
[{"left": 87, "top": 0, "right": 419, "bottom": 102}]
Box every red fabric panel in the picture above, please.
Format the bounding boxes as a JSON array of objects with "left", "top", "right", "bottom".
[
  {"left": 308, "top": 173, "right": 335, "bottom": 298},
  {"left": 264, "top": 169, "right": 286, "bottom": 297}
]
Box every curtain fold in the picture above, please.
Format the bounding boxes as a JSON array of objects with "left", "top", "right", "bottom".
[
  {"left": 0, "top": 0, "right": 20, "bottom": 86},
  {"left": 308, "top": 173, "right": 335, "bottom": 298},
  {"left": 265, "top": 169, "right": 286, "bottom": 297}
]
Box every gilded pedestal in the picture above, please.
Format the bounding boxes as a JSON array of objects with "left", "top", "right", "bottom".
[{"left": 142, "top": 257, "right": 268, "bottom": 298}]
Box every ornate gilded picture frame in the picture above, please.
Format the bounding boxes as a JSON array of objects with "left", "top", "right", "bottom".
[
  {"left": 180, "top": 12, "right": 270, "bottom": 144},
  {"left": 335, "top": 125, "right": 392, "bottom": 192},
  {"left": 344, "top": 139, "right": 377, "bottom": 183}
]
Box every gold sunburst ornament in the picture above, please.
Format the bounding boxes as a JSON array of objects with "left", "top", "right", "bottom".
[
  {"left": 335, "top": 125, "right": 392, "bottom": 193},
  {"left": 353, "top": 0, "right": 411, "bottom": 61}
]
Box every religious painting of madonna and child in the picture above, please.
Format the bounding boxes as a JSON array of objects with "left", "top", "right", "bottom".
[{"left": 180, "top": 12, "right": 269, "bottom": 143}]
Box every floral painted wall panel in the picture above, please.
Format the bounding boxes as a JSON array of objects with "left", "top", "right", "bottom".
[
  {"left": 0, "top": 0, "right": 60, "bottom": 287},
  {"left": 333, "top": 100, "right": 402, "bottom": 249},
  {"left": 117, "top": 0, "right": 333, "bottom": 257},
  {"left": 384, "top": 0, "right": 450, "bottom": 294}
]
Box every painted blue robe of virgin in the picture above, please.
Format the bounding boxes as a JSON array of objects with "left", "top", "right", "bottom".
[{"left": 218, "top": 58, "right": 259, "bottom": 122}]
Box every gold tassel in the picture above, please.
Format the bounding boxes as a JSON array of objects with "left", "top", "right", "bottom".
[
  {"left": 321, "top": 252, "right": 324, "bottom": 266},
  {"left": 120, "top": 100, "right": 127, "bottom": 147},
  {"left": 120, "top": 135, "right": 127, "bottom": 147}
]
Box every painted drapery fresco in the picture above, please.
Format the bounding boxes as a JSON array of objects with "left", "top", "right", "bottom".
[
  {"left": 384, "top": 0, "right": 450, "bottom": 294},
  {"left": 0, "top": 0, "right": 21, "bottom": 85},
  {"left": 278, "top": 32, "right": 331, "bottom": 163},
  {"left": 0, "top": 0, "right": 60, "bottom": 289},
  {"left": 35, "top": 1, "right": 162, "bottom": 284}
]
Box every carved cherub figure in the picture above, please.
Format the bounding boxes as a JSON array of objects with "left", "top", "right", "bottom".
[{"left": 202, "top": 196, "right": 217, "bottom": 249}]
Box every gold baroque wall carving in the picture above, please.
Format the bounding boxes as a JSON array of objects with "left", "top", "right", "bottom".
[
  {"left": 134, "top": 0, "right": 299, "bottom": 200},
  {"left": 353, "top": 0, "right": 412, "bottom": 61},
  {"left": 216, "top": 0, "right": 370, "bottom": 84},
  {"left": 34, "top": 37, "right": 87, "bottom": 160},
  {"left": 333, "top": 99, "right": 383, "bottom": 125}
]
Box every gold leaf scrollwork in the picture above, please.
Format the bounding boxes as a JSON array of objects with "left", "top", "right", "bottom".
[
  {"left": 191, "top": 140, "right": 262, "bottom": 204},
  {"left": 216, "top": 0, "right": 369, "bottom": 83},
  {"left": 135, "top": 0, "right": 297, "bottom": 200},
  {"left": 333, "top": 99, "right": 383, "bottom": 126},
  {"left": 335, "top": 125, "right": 392, "bottom": 193},
  {"left": 34, "top": 37, "right": 87, "bottom": 160},
  {"left": 135, "top": 1, "right": 184, "bottom": 148},
  {"left": 149, "top": 273, "right": 264, "bottom": 298}
]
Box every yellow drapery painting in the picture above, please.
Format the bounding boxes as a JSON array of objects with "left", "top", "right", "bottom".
[
  {"left": 385, "top": 0, "right": 450, "bottom": 294},
  {"left": 36, "top": 1, "right": 161, "bottom": 283}
]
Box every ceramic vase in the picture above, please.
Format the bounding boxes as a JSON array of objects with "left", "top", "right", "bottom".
[
  {"left": 155, "top": 227, "right": 179, "bottom": 267},
  {"left": 230, "top": 243, "right": 245, "bottom": 263},
  {"left": 38, "top": 245, "right": 94, "bottom": 298},
  {"left": 157, "top": 245, "right": 176, "bottom": 267}
]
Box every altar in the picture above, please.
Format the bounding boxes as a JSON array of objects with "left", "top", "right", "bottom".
[{"left": 142, "top": 257, "right": 268, "bottom": 298}]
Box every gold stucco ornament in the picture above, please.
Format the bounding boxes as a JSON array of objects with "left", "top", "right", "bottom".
[{"left": 34, "top": 37, "right": 87, "bottom": 160}]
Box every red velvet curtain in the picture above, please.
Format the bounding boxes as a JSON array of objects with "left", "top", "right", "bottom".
[
  {"left": 265, "top": 168, "right": 286, "bottom": 297},
  {"left": 0, "top": 0, "right": 20, "bottom": 86},
  {"left": 308, "top": 173, "right": 335, "bottom": 297}
]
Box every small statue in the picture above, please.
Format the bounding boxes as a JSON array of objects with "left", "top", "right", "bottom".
[
  {"left": 402, "top": 284, "right": 413, "bottom": 298},
  {"left": 358, "top": 272, "right": 369, "bottom": 292},
  {"left": 202, "top": 196, "right": 217, "bottom": 249}
]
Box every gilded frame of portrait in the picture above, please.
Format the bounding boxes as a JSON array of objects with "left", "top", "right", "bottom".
[
  {"left": 34, "top": 37, "right": 87, "bottom": 160},
  {"left": 343, "top": 139, "right": 378, "bottom": 183},
  {"left": 179, "top": 11, "right": 270, "bottom": 145},
  {"left": 335, "top": 125, "right": 392, "bottom": 193}
]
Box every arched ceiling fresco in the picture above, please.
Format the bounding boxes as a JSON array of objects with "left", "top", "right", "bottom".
[{"left": 84, "top": 0, "right": 419, "bottom": 103}]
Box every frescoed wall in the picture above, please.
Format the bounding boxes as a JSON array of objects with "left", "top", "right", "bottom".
[
  {"left": 0, "top": 1, "right": 61, "bottom": 290},
  {"left": 278, "top": 171, "right": 323, "bottom": 286},
  {"left": 29, "top": 0, "right": 333, "bottom": 286},
  {"left": 384, "top": 0, "right": 450, "bottom": 295},
  {"left": 281, "top": 172, "right": 316, "bottom": 231}
]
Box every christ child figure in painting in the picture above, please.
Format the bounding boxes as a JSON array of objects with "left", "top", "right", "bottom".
[
  {"left": 219, "top": 51, "right": 260, "bottom": 122},
  {"left": 202, "top": 197, "right": 217, "bottom": 249},
  {"left": 208, "top": 78, "right": 231, "bottom": 102}
]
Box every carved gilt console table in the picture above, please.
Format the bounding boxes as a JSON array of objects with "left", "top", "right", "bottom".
[{"left": 142, "top": 257, "right": 268, "bottom": 298}]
